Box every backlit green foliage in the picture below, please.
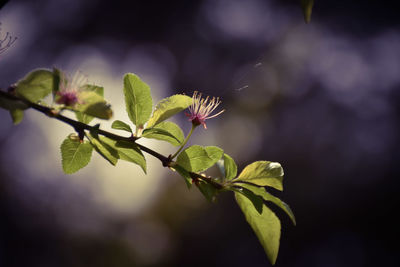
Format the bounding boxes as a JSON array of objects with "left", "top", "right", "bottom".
[
  {"left": 61, "top": 135, "right": 93, "bottom": 174},
  {"left": 123, "top": 73, "right": 153, "bottom": 133},
  {"left": 0, "top": 68, "right": 295, "bottom": 265},
  {"left": 176, "top": 145, "right": 224, "bottom": 172}
]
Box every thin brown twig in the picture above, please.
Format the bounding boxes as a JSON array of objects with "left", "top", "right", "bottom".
[{"left": 0, "top": 89, "right": 224, "bottom": 189}]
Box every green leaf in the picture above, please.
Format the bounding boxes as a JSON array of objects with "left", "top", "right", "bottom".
[
  {"left": 102, "top": 138, "right": 147, "bottom": 174},
  {"left": 75, "top": 87, "right": 107, "bottom": 123},
  {"left": 89, "top": 124, "right": 100, "bottom": 139},
  {"left": 60, "top": 136, "right": 93, "bottom": 174},
  {"left": 82, "top": 102, "right": 113, "bottom": 120},
  {"left": 301, "top": 0, "right": 314, "bottom": 23},
  {"left": 10, "top": 109, "right": 24, "bottom": 125},
  {"left": 176, "top": 145, "right": 223, "bottom": 173},
  {"left": 173, "top": 165, "right": 193, "bottom": 188},
  {"left": 82, "top": 84, "right": 104, "bottom": 96},
  {"left": 87, "top": 134, "right": 119, "bottom": 166},
  {"left": 76, "top": 91, "right": 113, "bottom": 120},
  {"left": 235, "top": 183, "right": 296, "bottom": 225},
  {"left": 223, "top": 154, "right": 237, "bottom": 180},
  {"left": 146, "top": 94, "right": 192, "bottom": 128},
  {"left": 231, "top": 186, "right": 263, "bottom": 214},
  {"left": 234, "top": 161, "right": 283, "bottom": 191},
  {"left": 111, "top": 120, "right": 132, "bottom": 133},
  {"left": 123, "top": 73, "right": 153, "bottom": 128},
  {"left": 0, "top": 96, "right": 29, "bottom": 111},
  {"left": 235, "top": 192, "right": 281, "bottom": 265},
  {"left": 142, "top": 121, "right": 184, "bottom": 146},
  {"left": 16, "top": 69, "right": 54, "bottom": 102},
  {"left": 75, "top": 111, "right": 93, "bottom": 124},
  {"left": 197, "top": 180, "right": 218, "bottom": 202}
]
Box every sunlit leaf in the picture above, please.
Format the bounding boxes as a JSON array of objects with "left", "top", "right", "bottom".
[
  {"left": 234, "top": 161, "right": 283, "bottom": 191},
  {"left": 82, "top": 102, "right": 113, "bottom": 119},
  {"left": 87, "top": 134, "right": 119, "bottom": 165},
  {"left": 82, "top": 84, "right": 104, "bottom": 96},
  {"left": 75, "top": 87, "right": 107, "bottom": 123},
  {"left": 10, "top": 109, "right": 23, "bottom": 125},
  {"left": 197, "top": 180, "right": 218, "bottom": 202},
  {"left": 173, "top": 165, "right": 193, "bottom": 188},
  {"left": 146, "top": 94, "right": 192, "bottom": 128},
  {"left": 235, "top": 192, "right": 281, "bottom": 265},
  {"left": 16, "top": 69, "right": 54, "bottom": 103},
  {"left": 123, "top": 73, "right": 153, "bottom": 128},
  {"left": 223, "top": 153, "right": 237, "bottom": 180},
  {"left": 142, "top": 121, "right": 184, "bottom": 146},
  {"left": 176, "top": 145, "right": 223, "bottom": 173},
  {"left": 60, "top": 136, "right": 93, "bottom": 174},
  {"left": 77, "top": 91, "right": 113, "bottom": 120},
  {"left": 75, "top": 111, "right": 93, "bottom": 124},
  {"left": 111, "top": 120, "right": 133, "bottom": 133},
  {"left": 235, "top": 183, "right": 296, "bottom": 225},
  {"left": 102, "top": 138, "right": 147, "bottom": 173},
  {"left": 231, "top": 186, "right": 263, "bottom": 214}
]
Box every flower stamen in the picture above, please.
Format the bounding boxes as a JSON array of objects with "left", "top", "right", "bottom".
[
  {"left": 186, "top": 91, "right": 225, "bottom": 129},
  {"left": 56, "top": 71, "right": 88, "bottom": 107}
]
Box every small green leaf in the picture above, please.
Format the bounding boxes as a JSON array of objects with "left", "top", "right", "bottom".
[
  {"left": 231, "top": 186, "right": 263, "bottom": 214},
  {"left": 234, "top": 161, "right": 283, "bottom": 191},
  {"left": 60, "top": 136, "right": 93, "bottom": 174},
  {"left": 87, "top": 134, "right": 119, "bottom": 165},
  {"left": 301, "top": 0, "right": 314, "bottom": 23},
  {"left": 197, "top": 180, "right": 218, "bottom": 202},
  {"left": 173, "top": 165, "right": 193, "bottom": 188},
  {"left": 0, "top": 97, "right": 29, "bottom": 111},
  {"left": 111, "top": 120, "right": 132, "bottom": 133},
  {"left": 123, "top": 73, "right": 153, "bottom": 128},
  {"left": 75, "top": 111, "right": 93, "bottom": 124},
  {"left": 76, "top": 91, "right": 113, "bottom": 120},
  {"left": 176, "top": 145, "right": 223, "bottom": 173},
  {"left": 82, "top": 102, "right": 113, "bottom": 119},
  {"left": 223, "top": 154, "right": 237, "bottom": 180},
  {"left": 75, "top": 87, "right": 107, "bottom": 123},
  {"left": 142, "top": 121, "right": 184, "bottom": 146},
  {"left": 16, "top": 69, "right": 54, "bottom": 102},
  {"left": 102, "top": 138, "right": 147, "bottom": 173},
  {"left": 10, "top": 109, "right": 24, "bottom": 125},
  {"left": 235, "top": 192, "right": 281, "bottom": 265},
  {"left": 235, "top": 183, "right": 296, "bottom": 225},
  {"left": 82, "top": 84, "right": 104, "bottom": 96},
  {"left": 146, "top": 94, "right": 192, "bottom": 128}
]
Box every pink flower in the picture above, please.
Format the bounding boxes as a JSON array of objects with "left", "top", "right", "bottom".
[
  {"left": 56, "top": 71, "right": 88, "bottom": 107},
  {"left": 0, "top": 23, "right": 17, "bottom": 56},
  {"left": 186, "top": 91, "right": 224, "bottom": 129}
]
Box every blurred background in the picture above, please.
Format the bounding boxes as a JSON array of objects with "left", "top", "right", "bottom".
[{"left": 0, "top": 0, "right": 399, "bottom": 266}]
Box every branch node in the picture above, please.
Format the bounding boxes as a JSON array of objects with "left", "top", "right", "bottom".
[{"left": 7, "top": 84, "right": 16, "bottom": 94}]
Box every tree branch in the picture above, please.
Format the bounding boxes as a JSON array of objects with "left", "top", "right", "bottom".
[{"left": 0, "top": 89, "right": 224, "bottom": 189}]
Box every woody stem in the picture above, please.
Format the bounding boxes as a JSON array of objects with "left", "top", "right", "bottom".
[{"left": 0, "top": 89, "right": 224, "bottom": 189}]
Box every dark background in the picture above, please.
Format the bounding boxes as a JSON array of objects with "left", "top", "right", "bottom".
[{"left": 1, "top": 0, "right": 399, "bottom": 266}]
